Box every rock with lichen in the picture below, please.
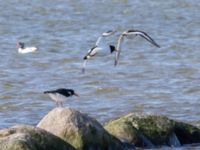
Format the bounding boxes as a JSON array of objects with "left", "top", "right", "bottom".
[
  {"left": 37, "top": 108, "right": 125, "bottom": 150},
  {"left": 174, "top": 121, "right": 200, "bottom": 144},
  {"left": 104, "top": 112, "right": 200, "bottom": 148},
  {"left": 0, "top": 125, "right": 75, "bottom": 150}
]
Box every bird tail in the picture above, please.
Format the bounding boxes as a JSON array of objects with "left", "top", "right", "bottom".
[
  {"left": 44, "top": 91, "right": 52, "bottom": 94},
  {"left": 109, "top": 45, "right": 116, "bottom": 53}
]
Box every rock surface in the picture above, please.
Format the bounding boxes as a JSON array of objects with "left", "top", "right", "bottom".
[
  {"left": 0, "top": 125, "right": 75, "bottom": 150},
  {"left": 2, "top": 108, "right": 199, "bottom": 150},
  {"left": 37, "top": 108, "right": 125, "bottom": 150},
  {"left": 104, "top": 113, "right": 200, "bottom": 148}
]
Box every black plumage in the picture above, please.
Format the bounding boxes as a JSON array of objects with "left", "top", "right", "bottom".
[
  {"left": 44, "top": 88, "right": 79, "bottom": 107},
  {"left": 44, "top": 88, "right": 76, "bottom": 97}
]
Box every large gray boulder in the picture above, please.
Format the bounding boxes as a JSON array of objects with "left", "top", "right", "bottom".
[
  {"left": 0, "top": 125, "right": 75, "bottom": 150},
  {"left": 104, "top": 113, "right": 200, "bottom": 148},
  {"left": 37, "top": 108, "right": 125, "bottom": 150}
]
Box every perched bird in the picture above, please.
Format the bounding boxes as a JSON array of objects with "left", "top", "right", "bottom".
[
  {"left": 44, "top": 88, "right": 79, "bottom": 107},
  {"left": 17, "top": 42, "right": 38, "bottom": 54},
  {"left": 110, "top": 29, "right": 160, "bottom": 66},
  {"left": 82, "top": 30, "right": 116, "bottom": 73}
]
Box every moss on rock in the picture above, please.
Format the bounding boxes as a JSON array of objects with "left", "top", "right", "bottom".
[
  {"left": 125, "top": 114, "right": 174, "bottom": 145},
  {"left": 37, "top": 108, "right": 124, "bottom": 150},
  {"left": 105, "top": 112, "right": 200, "bottom": 148},
  {"left": 174, "top": 121, "right": 200, "bottom": 144},
  {"left": 0, "top": 125, "right": 75, "bottom": 150}
]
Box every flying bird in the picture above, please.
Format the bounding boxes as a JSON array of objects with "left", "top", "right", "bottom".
[
  {"left": 82, "top": 30, "right": 116, "bottom": 73},
  {"left": 44, "top": 88, "right": 79, "bottom": 107},
  {"left": 110, "top": 29, "right": 160, "bottom": 66},
  {"left": 17, "top": 42, "right": 38, "bottom": 54},
  {"left": 82, "top": 46, "right": 103, "bottom": 73}
]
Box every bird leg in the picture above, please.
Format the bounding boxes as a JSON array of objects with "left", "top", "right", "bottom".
[
  {"left": 56, "top": 101, "right": 59, "bottom": 107},
  {"left": 60, "top": 101, "right": 63, "bottom": 107}
]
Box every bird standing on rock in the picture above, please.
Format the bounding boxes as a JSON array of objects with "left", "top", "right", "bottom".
[
  {"left": 110, "top": 29, "right": 160, "bottom": 66},
  {"left": 44, "top": 88, "right": 79, "bottom": 107}
]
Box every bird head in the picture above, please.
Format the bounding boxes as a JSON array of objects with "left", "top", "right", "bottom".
[
  {"left": 72, "top": 90, "right": 79, "bottom": 97},
  {"left": 83, "top": 55, "right": 89, "bottom": 60},
  {"left": 17, "top": 42, "right": 25, "bottom": 49}
]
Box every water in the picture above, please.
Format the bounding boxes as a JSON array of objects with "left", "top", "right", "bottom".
[{"left": 0, "top": 0, "right": 200, "bottom": 148}]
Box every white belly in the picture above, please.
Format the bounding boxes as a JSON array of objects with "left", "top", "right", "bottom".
[
  {"left": 48, "top": 93, "right": 67, "bottom": 102},
  {"left": 18, "top": 47, "right": 38, "bottom": 54},
  {"left": 92, "top": 47, "right": 112, "bottom": 57}
]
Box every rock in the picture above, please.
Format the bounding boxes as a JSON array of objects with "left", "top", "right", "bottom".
[
  {"left": 37, "top": 108, "right": 125, "bottom": 150},
  {"left": 104, "top": 113, "right": 156, "bottom": 148},
  {"left": 167, "top": 132, "right": 181, "bottom": 147},
  {"left": 174, "top": 121, "right": 200, "bottom": 144},
  {"left": 104, "top": 112, "right": 200, "bottom": 148},
  {"left": 0, "top": 125, "right": 75, "bottom": 150}
]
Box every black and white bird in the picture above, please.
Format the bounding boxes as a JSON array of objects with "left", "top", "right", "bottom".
[
  {"left": 110, "top": 29, "right": 160, "bottom": 66},
  {"left": 82, "top": 30, "right": 116, "bottom": 73},
  {"left": 17, "top": 42, "right": 38, "bottom": 54},
  {"left": 44, "top": 88, "right": 79, "bottom": 107}
]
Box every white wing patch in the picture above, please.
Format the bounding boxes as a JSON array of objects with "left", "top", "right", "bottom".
[{"left": 48, "top": 93, "right": 67, "bottom": 102}]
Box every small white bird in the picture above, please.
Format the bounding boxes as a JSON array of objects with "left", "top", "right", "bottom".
[
  {"left": 82, "top": 30, "right": 116, "bottom": 73},
  {"left": 17, "top": 42, "right": 38, "bottom": 54},
  {"left": 110, "top": 29, "right": 160, "bottom": 66}
]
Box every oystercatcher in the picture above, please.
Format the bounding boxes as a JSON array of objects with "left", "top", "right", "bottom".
[{"left": 44, "top": 88, "right": 79, "bottom": 107}]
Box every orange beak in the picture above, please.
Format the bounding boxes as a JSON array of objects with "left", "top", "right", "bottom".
[{"left": 74, "top": 92, "right": 80, "bottom": 97}]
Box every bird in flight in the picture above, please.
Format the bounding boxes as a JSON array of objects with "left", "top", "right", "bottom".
[
  {"left": 109, "top": 29, "right": 160, "bottom": 66},
  {"left": 82, "top": 30, "right": 116, "bottom": 73}
]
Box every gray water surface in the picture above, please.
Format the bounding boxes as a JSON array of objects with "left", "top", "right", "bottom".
[{"left": 0, "top": 0, "right": 200, "bottom": 148}]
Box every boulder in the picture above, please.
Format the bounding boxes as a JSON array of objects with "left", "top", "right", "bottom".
[
  {"left": 174, "top": 121, "right": 200, "bottom": 144},
  {"left": 37, "top": 108, "right": 125, "bottom": 150},
  {"left": 104, "top": 113, "right": 200, "bottom": 148},
  {"left": 0, "top": 125, "right": 75, "bottom": 150}
]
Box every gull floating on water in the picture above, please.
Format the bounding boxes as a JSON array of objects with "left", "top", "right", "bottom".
[
  {"left": 44, "top": 88, "right": 79, "bottom": 107},
  {"left": 17, "top": 42, "right": 38, "bottom": 54},
  {"left": 110, "top": 29, "right": 160, "bottom": 66},
  {"left": 82, "top": 30, "right": 116, "bottom": 73}
]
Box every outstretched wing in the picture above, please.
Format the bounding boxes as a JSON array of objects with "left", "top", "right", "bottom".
[
  {"left": 114, "top": 34, "right": 124, "bottom": 66},
  {"left": 127, "top": 30, "right": 160, "bottom": 48},
  {"left": 95, "top": 37, "right": 102, "bottom": 46},
  {"left": 102, "top": 30, "right": 116, "bottom": 36},
  {"left": 95, "top": 30, "right": 116, "bottom": 46}
]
